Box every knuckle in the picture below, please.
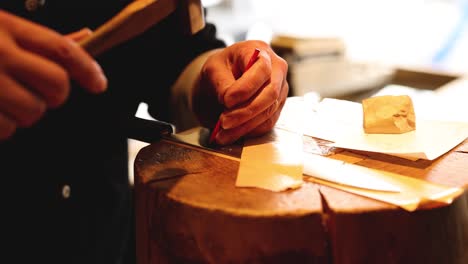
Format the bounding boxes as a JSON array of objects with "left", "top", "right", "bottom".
[
  {"left": 264, "top": 83, "right": 280, "bottom": 103},
  {"left": 225, "top": 107, "right": 252, "bottom": 128},
  {"left": 53, "top": 38, "right": 77, "bottom": 62},
  {"left": 277, "top": 55, "right": 288, "bottom": 70},
  {"left": 202, "top": 62, "right": 222, "bottom": 85},
  {"left": 242, "top": 107, "right": 255, "bottom": 120},
  {"left": 230, "top": 88, "right": 250, "bottom": 101},
  {"left": 271, "top": 84, "right": 281, "bottom": 99},
  {"left": 0, "top": 41, "right": 17, "bottom": 63},
  {"left": 18, "top": 100, "right": 46, "bottom": 127},
  {"left": 259, "top": 57, "right": 272, "bottom": 75},
  {"left": 225, "top": 90, "right": 248, "bottom": 108},
  {"left": 265, "top": 104, "right": 276, "bottom": 117},
  {"left": 283, "top": 82, "right": 290, "bottom": 97},
  {"left": 278, "top": 99, "right": 285, "bottom": 112},
  {"left": 202, "top": 57, "right": 218, "bottom": 76}
]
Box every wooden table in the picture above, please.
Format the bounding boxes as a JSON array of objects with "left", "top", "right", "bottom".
[{"left": 134, "top": 137, "right": 468, "bottom": 264}]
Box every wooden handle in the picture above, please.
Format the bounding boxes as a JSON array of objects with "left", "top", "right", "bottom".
[{"left": 79, "top": 0, "right": 178, "bottom": 57}]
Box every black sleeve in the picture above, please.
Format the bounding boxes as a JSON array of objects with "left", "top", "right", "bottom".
[
  {"left": 137, "top": 10, "right": 226, "bottom": 122},
  {"left": 77, "top": 7, "right": 227, "bottom": 143}
]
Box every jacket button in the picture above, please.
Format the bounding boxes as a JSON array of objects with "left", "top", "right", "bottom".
[
  {"left": 24, "top": 0, "right": 46, "bottom": 12},
  {"left": 62, "top": 185, "right": 71, "bottom": 199}
]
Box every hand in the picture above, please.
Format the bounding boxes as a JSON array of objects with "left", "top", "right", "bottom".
[
  {"left": 193, "top": 40, "right": 289, "bottom": 145},
  {"left": 0, "top": 11, "right": 107, "bottom": 140}
]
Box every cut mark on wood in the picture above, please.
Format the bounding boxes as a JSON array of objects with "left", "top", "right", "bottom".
[
  {"left": 161, "top": 139, "right": 241, "bottom": 161},
  {"left": 147, "top": 168, "right": 202, "bottom": 183}
]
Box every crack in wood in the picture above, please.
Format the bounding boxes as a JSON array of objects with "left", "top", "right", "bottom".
[{"left": 317, "top": 186, "right": 334, "bottom": 263}]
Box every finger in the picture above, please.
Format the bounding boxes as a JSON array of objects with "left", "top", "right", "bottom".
[
  {"left": 215, "top": 81, "right": 288, "bottom": 145},
  {"left": 5, "top": 46, "right": 71, "bottom": 108},
  {"left": 247, "top": 97, "right": 286, "bottom": 137},
  {"left": 66, "top": 28, "right": 93, "bottom": 42},
  {"left": 246, "top": 108, "right": 282, "bottom": 138},
  {"left": 223, "top": 50, "right": 272, "bottom": 109},
  {"left": 23, "top": 37, "right": 107, "bottom": 94},
  {"left": 215, "top": 100, "right": 279, "bottom": 145},
  {"left": 0, "top": 74, "right": 47, "bottom": 127},
  {"left": 0, "top": 112, "right": 17, "bottom": 141},
  {"left": 0, "top": 12, "right": 107, "bottom": 93},
  {"left": 247, "top": 79, "right": 289, "bottom": 137},
  {"left": 200, "top": 55, "right": 236, "bottom": 105},
  {"left": 220, "top": 61, "right": 285, "bottom": 130}
]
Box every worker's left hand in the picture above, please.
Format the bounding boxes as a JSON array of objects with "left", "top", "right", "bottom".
[{"left": 192, "top": 40, "right": 289, "bottom": 145}]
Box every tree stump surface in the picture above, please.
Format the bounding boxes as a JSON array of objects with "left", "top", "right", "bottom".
[{"left": 135, "top": 139, "right": 468, "bottom": 264}]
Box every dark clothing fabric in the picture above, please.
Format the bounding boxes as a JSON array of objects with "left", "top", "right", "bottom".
[{"left": 0, "top": 1, "right": 225, "bottom": 263}]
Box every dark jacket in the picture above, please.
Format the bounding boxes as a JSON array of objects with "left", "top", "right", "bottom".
[{"left": 0, "top": 1, "right": 225, "bottom": 263}]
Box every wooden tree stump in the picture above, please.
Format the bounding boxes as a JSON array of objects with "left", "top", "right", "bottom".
[{"left": 134, "top": 139, "right": 468, "bottom": 264}]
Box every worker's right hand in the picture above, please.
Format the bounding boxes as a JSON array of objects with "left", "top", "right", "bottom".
[{"left": 0, "top": 10, "right": 107, "bottom": 140}]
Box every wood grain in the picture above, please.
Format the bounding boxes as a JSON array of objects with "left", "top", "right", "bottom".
[
  {"left": 135, "top": 141, "right": 326, "bottom": 264},
  {"left": 135, "top": 138, "right": 468, "bottom": 264}
]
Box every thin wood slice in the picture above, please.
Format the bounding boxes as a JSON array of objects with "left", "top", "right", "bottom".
[{"left": 135, "top": 139, "right": 468, "bottom": 264}]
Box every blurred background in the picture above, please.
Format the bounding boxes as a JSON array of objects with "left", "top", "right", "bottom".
[{"left": 202, "top": 0, "right": 468, "bottom": 98}]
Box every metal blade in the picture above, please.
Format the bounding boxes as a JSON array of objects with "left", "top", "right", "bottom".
[
  {"left": 167, "top": 126, "right": 243, "bottom": 159},
  {"left": 303, "top": 153, "right": 401, "bottom": 193}
]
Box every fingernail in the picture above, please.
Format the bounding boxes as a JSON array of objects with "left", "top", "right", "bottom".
[
  {"left": 221, "top": 117, "right": 233, "bottom": 130},
  {"left": 97, "top": 73, "right": 108, "bottom": 92}
]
